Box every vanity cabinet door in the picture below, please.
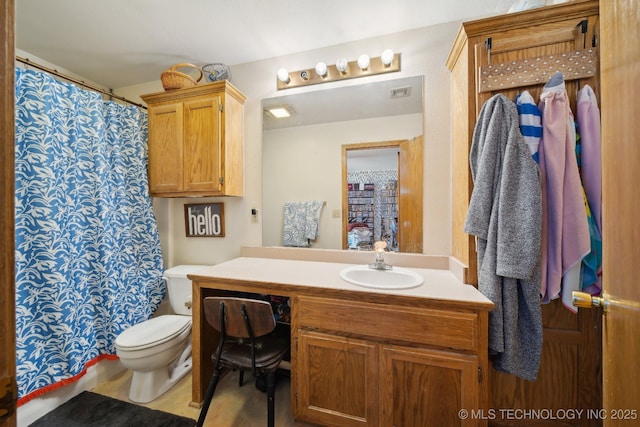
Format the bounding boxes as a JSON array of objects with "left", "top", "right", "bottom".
[
  {"left": 296, "top": 330, "right": 379, "bottom": 427},
  {"left": 380, "top": 345, "right": 481, "bottom": 427}
]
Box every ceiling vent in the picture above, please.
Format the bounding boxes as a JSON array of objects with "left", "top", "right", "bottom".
[{"left": 390, "top": 86, "right": 411, "bottom": 98}]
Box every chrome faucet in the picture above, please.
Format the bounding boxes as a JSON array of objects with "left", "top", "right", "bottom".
[{"left": 369, "top": 241, "right": 393, "bottom": 270}]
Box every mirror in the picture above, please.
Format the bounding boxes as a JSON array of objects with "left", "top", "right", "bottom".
[{"left": 262, "top": 76, "right": 423, "bottom": 251}]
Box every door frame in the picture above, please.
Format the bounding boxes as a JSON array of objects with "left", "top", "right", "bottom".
[{"left": 1, "top": 0, "right": 17, "bottom": 426}]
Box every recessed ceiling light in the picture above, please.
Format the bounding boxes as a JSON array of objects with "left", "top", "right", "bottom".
[{"left": 264, "top": 104, "right": 296, "bottom": 119}]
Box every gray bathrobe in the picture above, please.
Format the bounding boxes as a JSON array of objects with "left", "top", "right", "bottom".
[{"left": 464, "top": 94, "right": 543, "bottom": 381}]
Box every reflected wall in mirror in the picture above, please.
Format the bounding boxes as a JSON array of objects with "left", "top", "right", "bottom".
[{"left": 262, "top": 76, "right": 423, "bottom": 252}]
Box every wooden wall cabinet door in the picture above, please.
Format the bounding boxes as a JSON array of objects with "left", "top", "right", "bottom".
[
  {"left": 380, "top": 345, "right": 480, "bottom": 427},
  {"left": 146, "top": 102, "right": 184, "bottom": 194},
  {"left": 142, "top": 81, "right": 246, "bottom": 198},
  {"left": 182, "top": 97, "right": 222, "bottom": 193},
  {"left": 295, "top": 330, "right": 379, "bottom": 427}
]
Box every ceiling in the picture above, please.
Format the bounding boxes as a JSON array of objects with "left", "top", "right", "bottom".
[
  {"left": 15, "top": 0, "right": 514, "bottom": 89},
  {"left": 263, "top": 75, "right": 424, "bottom": 130}
]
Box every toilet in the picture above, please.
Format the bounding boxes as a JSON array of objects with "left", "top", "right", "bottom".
[{"left": 115, "top": 264, "right": 210, "bottom": 403}]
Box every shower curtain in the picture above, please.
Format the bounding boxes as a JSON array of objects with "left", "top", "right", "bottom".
[{"left": 14, "top": 68, "right": 165, "bottom": 404}]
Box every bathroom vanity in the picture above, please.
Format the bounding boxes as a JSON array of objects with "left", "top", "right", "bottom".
[{"left": 188, "top": 252, "right": 493, "bottom": 427}]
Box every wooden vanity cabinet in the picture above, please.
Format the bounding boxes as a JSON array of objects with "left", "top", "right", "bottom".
[
  {"left": 292, "top": 295, "right": 489, "bottom": 427},
  {"left": 141, "top": 81, "right": 246, "bottom": 197}
]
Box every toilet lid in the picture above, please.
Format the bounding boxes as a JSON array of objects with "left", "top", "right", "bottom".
[{"left": 115, "top": 315, "right": 191, "bottom": 350}]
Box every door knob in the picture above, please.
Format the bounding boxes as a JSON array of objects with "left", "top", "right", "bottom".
[{"left": 572, "top": 291, "right": 608, "bottom": 312}]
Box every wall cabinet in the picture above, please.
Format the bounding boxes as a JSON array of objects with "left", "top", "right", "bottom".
[
  {"left": 141, "top": 81, "right": 246, "bottom": 197},
  {"left": 446, "top": 2, "right": 602, "bottom": 426},
  {"left": 292, "top": 295, "right": 487, "bottom": 427}
]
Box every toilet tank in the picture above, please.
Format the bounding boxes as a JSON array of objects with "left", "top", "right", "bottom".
[{"left": 163, "top": 265, "right": 212, "bottom": 315}]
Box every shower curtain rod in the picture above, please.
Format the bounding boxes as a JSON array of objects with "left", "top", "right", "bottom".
[{"left": 15, "top": 56, "right": 147, "bottom": 110}]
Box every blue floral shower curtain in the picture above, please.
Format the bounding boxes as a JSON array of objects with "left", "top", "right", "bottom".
[{"left": 14, "top": 68, "right": 165, "bottom": 404}]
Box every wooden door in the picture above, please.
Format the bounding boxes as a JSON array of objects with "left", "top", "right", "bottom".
[
  {"left": 0, "top": 1, "right": 17, "bottom": 426},
  {"left": 466, "top": 7, "right": 603, "bottom": 425},
  {"left": 147, "top": 102, "right": 184, "bottom": 194},
  {"left": 380, "top": 345, "right": 480, "bottom": 427},
  {"left": 295, "top": 330, "right": 379, "bottom": 427},
  {"left": 183, "top": 96, "right": 222, "bottom": 193},
  {"left": 341, "top": 138, "right": 423, "bottom": 253},
  {"left": 599, "top": 0, "right": 640, "bottom": 424},
  {"left": 398, "top": 136, "right": 423, "bottom": 253}
]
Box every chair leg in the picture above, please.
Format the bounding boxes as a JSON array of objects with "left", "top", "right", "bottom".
[
  {"left": 266, "top": 370, "right": 276, "bottom": 427},
  {"left": 196, "top": 367, "right": 223, "bottom": 427},
  {"left": 239, "top": 369, "right": 244, "bottom": 387}
]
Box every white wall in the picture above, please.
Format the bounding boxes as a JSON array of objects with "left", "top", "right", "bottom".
[{"left": 116, "top": 19, "right": 460, "bottom": 265}]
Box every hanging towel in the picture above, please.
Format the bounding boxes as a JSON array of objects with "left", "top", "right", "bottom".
[
  {"left": 578, "top": 189, "right": 602, "bottom": 296},
  {"left": 283, "top": 201, "right": 324, "bottom": 247},
  {"left": 576, "top": 84, "right": 603, "bottom": 296},
  {"left": 577, "top": 84, "right": 602, "bottom": 232},
  {"left": 537, "top": 72, "right": 591, "bottom": 308},
  {"left": 464, "top": 94, "right": 543, "bottom": 381},
  {"left": 515, "top": 90, "right": 542, "bottom": 162}
]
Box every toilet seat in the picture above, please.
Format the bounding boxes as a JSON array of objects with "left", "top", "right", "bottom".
[{"left": 115, "top": 315, "right": 191, "bottom": 351}]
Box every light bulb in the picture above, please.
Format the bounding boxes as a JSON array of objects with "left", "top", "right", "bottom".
[
  {"left": 277, "top": 68, "right": 290, "bottom": 83},
  {"left": 357, "top": 54, "right": 370, "bottom": 70},
  {"left": 381, "top": 49, "right": 394, "bottom": 66},
  {"left": 315, "top": 62, "right": 327, "bottom": 77},
  {"left": 336, "top": 58, "right": 348, "bottom": 73}
]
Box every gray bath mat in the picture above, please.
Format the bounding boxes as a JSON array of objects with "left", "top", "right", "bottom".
[{"left": 28, "top": 391, "right": 196, "bottom": 427}]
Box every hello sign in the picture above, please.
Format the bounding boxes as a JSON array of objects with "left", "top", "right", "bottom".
[{"left": 184, "top": 203, "right": 225, "bottom": 237}]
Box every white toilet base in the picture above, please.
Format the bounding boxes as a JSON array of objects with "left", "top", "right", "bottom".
[{"left": 128, "top": 354, "right": 193, "bottom": 403}]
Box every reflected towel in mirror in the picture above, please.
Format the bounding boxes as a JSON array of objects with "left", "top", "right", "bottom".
[{"left": 283, "top": 201, "right": 324, "bottom": 247}]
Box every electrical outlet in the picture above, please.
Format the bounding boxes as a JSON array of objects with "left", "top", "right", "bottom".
[{"left": 332, "top": 209, "right": 341, "bottom": 218}]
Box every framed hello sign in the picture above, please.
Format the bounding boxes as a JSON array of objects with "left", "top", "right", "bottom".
[{"left": 184, "top": 203, "right": 225, "bottom": 237}]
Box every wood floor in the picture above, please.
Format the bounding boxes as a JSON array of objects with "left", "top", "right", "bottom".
[{"left": 91, "top": 368, "right": 315, "bottom": 427}]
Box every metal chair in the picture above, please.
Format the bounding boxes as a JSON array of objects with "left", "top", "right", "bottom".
[{"left": 196, "top": 297, "right": 290, "bottom": 427}]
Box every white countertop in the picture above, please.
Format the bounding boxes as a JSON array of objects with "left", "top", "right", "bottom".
[{"left": 189, "top": 256, "right": 493, "bottom": 309}]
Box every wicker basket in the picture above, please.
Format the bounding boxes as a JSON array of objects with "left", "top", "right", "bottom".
[{"left": 161, "top": 63, "right": 203, "bottom": 91}]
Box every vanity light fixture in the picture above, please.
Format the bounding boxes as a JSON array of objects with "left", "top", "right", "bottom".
[
  {"left": 276, "top": 68, "right": 290, "bottom": 84},
  {"left": 357, "top": 54, "right": 370, "bottom": 70},
  {"left": 315, "top": 62, "right": 328, "bottom": 78},
  {"left": 276, "top": 50, "right": 401, "bottom": 90},
  {"left": 336, "top": 58, "right": 349, "bottom": 74},
  {"left": 381, "top": 49, "right": 395, "bottom": 66}
]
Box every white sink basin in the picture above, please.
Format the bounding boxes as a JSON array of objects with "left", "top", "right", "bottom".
[{"left": 339, "top": 265, "right": 424, "bottom": 290}]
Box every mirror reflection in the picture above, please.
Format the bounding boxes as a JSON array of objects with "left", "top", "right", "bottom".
[
  {"left": 262, "top": 76, "right": 423, "bottom": 251},
  {"left": 345, "top": 147, "right": 399, "bottom": 251}
]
